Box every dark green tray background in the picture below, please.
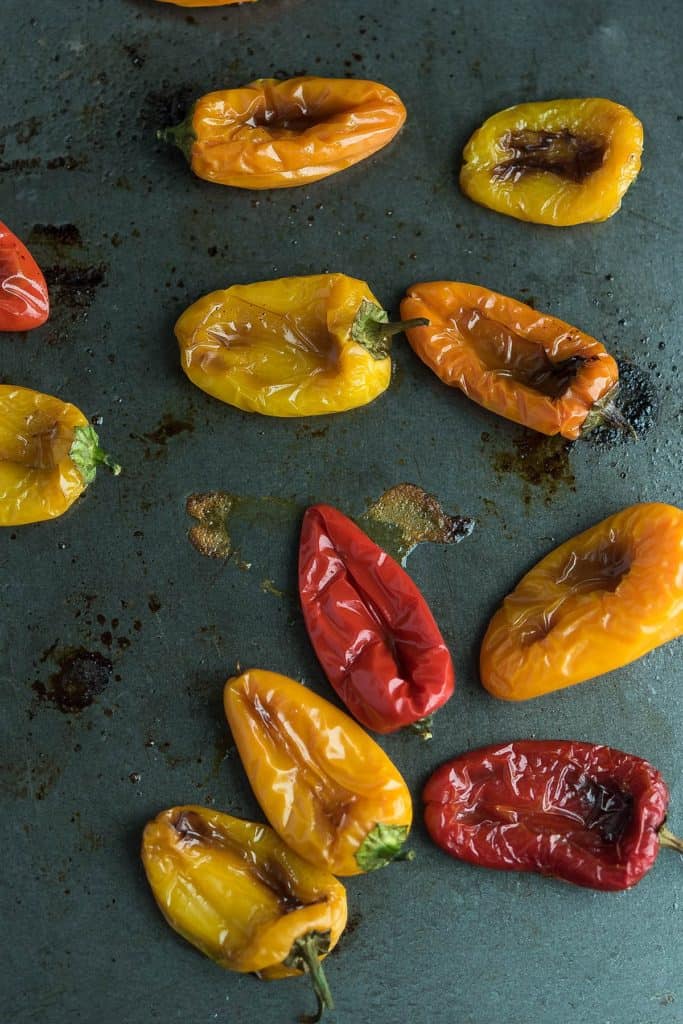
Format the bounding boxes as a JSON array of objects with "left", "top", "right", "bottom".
[{"left": 1, "top": 1, "right": 681, "bottom": 1022}]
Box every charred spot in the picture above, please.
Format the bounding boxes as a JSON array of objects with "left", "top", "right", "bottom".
[
  {"left": 587, "top": 360, "right": 657, "bottom": 447},
  {"left": 29, "top": 223, "right": 83, "bottom": 249},
  {"left": 494, "top": 129, "right": 605, "bottom": 184},
  {"left": 33, "top": 649, "right": 113, "bottom": 714},
  {"left": 148, "top": 594, "right": 162, "bottom": 613},
  {"left": 140, "top": 83, "right": 200, "bottom": 134},
  {"left": 488, "top": 433, "right": 576, "bottom": 506}
]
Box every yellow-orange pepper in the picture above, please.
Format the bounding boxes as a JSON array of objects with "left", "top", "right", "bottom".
[
  {"left": 0, "top": 385, "right": 120, "bottom": 526},
  {"left": 480, "top": 503, "right": 683, "bottom": 700},
  {"left": 176, "top": 274, "right": 426, "bottom": 416},
  {"left": 142, "top": 806, "right": 346, "bottom": 1020},
  {"left": 158, "top": 77, "right": 406, "bottom": 189},
  {"left": 460, "top": 98, "right": 643, "bottom": 226},
  {"left": 224, "top": 669, "right": 414, "bottom": 875},
  {"left": 401, "top": 282, "right": 626, "bottom": 439}
]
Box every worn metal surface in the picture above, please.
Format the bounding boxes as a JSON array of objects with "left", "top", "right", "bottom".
[{"left": 1, "top": 1, "right": 681, "bottom": 1022}]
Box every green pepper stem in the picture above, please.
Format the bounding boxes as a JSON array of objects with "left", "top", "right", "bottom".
[
  {"left": 409, "top": 715, "right": 434, "bottom": 741},
  {"left": 355, "top": 823, "right": 414, "bottom": 871},
  {"left": 659, "top": 825, "right": 683, "bottom": 855},
  {"left": 156, "top": 115, "right": 196, "bottom": 163},
  {"left": 284, "top": 931, "right": 334, "bottom": 1024},
  {"left": 350, "top": 298, "right": 429, "bottom": 359},
  {"left": 581, "top": 385, "right": 637, "bottom": 439},
  {"left": 69, "top": 426, "right": 121, "bottom": 486}
]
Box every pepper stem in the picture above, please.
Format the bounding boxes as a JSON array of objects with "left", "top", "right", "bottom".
[
  {"left": 69, "top": 426, "right": 121, "bottom": 485},
  {"left": 350, "top": 298, "right": 428, "bottom": 360},
  {"left": 156, "top": 114, "right": 196, "bottom": 164},
  {"left": 409, "top": 715, "right": 434, "bottom": 741},
  {"left": 284, "top": 931, "right": 334, "bottom": 1024},
  {"left": 582, "top": 385, "right": 637, "bottom": 438},
  {"left": 659, "top": 825, "right": 683, "bottom": 855},
  {"left": 355, "top": 823, "right": 414, "bottom": 872}
]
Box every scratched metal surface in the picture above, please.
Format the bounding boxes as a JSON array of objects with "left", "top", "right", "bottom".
[{"left": 1, "top": 1, "right": 681, "bottom": 1022}]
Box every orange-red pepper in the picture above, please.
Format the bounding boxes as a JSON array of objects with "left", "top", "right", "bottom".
[
  {"left": 401, "top": 281, "right": 627, "bottom": 439},
  {"left": 480, "top": 503, "right": 683, "bottom": 700},
  {"left": 159, "top": 77, "right": 406, "bottom": 189},
  {"left": 0, "top": 222, "right": 49, "bottom": 331}
]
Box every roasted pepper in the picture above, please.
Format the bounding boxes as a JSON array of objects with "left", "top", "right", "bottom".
[
  {"left": 0, "top": 222, "right": 49, "bottom": 331},
  {"left": 460, "top": 99, "right": 643, "bottom": 225},
  {"left": 480, "top": 503, "right": 683, "bottom": 700},
  {"left": 142, "top": 806, "right": 346, "bottom": 1021},
  {"left": 159, "top": 76, "right": 406, "bottom": 189},
  {"left": 299, "top": 503, "right": 454, "bottom": 738},
  {"left": 424, "top": 740, "right": 683, "bottom": 891},
  {"left": 224, "top": 669, "right": 414, "bottom": 875},
  {"left": 176, "top": 274, "right": 426, "bottom": 416},
  {"left": 0, "top": 385, "right": 120, "bottom": 526},
  {"left": 401, "top": 281, "right": 627, "bottom": 439}
]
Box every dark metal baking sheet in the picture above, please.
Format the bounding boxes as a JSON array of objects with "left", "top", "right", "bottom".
[{"left": 1, "top": 1, "right": 681, "bottom": 1022}]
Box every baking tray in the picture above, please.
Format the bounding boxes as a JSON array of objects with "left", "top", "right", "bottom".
[{"left": 1, "top": 1, "right": 681, "bottom": 1022}]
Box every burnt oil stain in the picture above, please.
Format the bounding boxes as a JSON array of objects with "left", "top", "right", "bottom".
[
  {"left": 140, "top": 83, "right": 201, "bottom": 136},
  {"left": 587, "top": 360, "right": 658, "bottom": 448},
  {"left": 143, "top": 414, "right": 194, "bottom": 446},
  {"left": 29, "top": 223, "right": 83, "bottom": 250},
  {"left": 359, "top": 483, "right": 475, "bottom": 565},
  {"left": 486, "top": 431, "right": 576, "bottom": 506},
  {"left": 32, "top": 649, "right": 113, "bottom": 714}
]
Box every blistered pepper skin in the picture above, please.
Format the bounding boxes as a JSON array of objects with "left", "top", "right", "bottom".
[
  {"left": 401, "top": 282, "right": 619, "bottom": 439},
  {"left": 175, "top": 275, "right": 394, "bottom": 416},
  {"left": 142, "top": 806, "right": 346, "bottom": 978},
  {"left": 0, "top": 385, "right": 120, "bottom": 526},
  {"left": 163, "top": 77, "right": 406, "bottom": 189},
  {"left": 224, "top": 669, "right": 413, "bottom": 876},
  {"left": 299, "top": 503, "right": 455, "bottom": 735},
  {"left": 460, "top": 99, "right": 643, "bottom": 226},
  {"left": 480, "top": 503, "right": 683, "bottom": 700},
  {"left": 424, "top": 741, "right": 672, "bottom": 891},
  {"left": 0, "top": 222, "right": 49, "bottom": 331}
]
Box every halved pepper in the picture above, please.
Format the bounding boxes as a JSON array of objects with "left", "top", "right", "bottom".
[
  {"left": 424, "top": 740, "right": 683, "bottom": 891},
  {"left": 176, "top": 274, "right": 426, "bottom": 416},
  {"left": 159, "top": 77, "right": 406, "bottom": 189},
  {"left": 299, "top": 503, "right": 455, "bottom": 738},
  {"left": 460, "top": 98, "right": 643, "bottom": 225},
  {"left": 142, "top": 805, "right": 346, "bottom": 1021},
  {"left": 224, "top": 669, "right": 414, "bottom": 875},
  {"left": 0, "top": 222, "right": 49, "bottom": 331},
  {"left": 480, "top": 502, "right": 683, "bottom": 700},
  {"left": 0, "top": 385, "right": 120, "bottom": 526},
  {"left": 400, "top": 281, "right": 626, "bottom": 438}
]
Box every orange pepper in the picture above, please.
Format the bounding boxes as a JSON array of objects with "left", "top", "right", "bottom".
[
  {"left": 158, "top": 77, "right": 406, "bottom": 189},
  {"left": 400, "top": 281, "right": 626, "bottom": 439},
  {"left": 224, "top": 669, "right": 414, "bottom": 876},
  {"left": 460, "top": 99, "right": 643, "bottom": 226},
  {"left": 480, "top": 503, "right": 683, "bottom": 701}
]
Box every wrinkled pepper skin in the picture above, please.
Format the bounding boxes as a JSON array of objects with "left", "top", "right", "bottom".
[
  {"left": 0, "top": 385, "right": 120, "bottom": 526},
  {"left": 299, "top": 503, "right": 454, "bottom": 737},
  {"left": 480, "top": 503, "right": 683, "bottom": 700},
  {"left": 161, "top": 77, "right": 406, "bottom": 189},
  {"left": 224, "top": 669, "right": 414, "bottom": 876},
  {"left": 176, "top": 274, "right": 423, "bottom": 416},
  {"left": 401, "top": 282, "right": 621, "bottom": 439},
  {"left": 0, "top": 222, "right": 49, "bottom": 331},
  {"left": 460, "top": 99, "right": 643, "bottom": 226},
  {"left": 423, "top": 741, "right": 678, "bottom": 891},
  {"left": 142, "top": 807, "right": 345, "bottom": 1019}
]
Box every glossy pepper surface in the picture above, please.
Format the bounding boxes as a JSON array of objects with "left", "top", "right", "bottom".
[
  {"left": 0, "top": 385, "right": 120, "bottom": 526},
  {"left": 401, "top": 281, "right": 624, "bottom": 439},
  {"left": 460, "top": 99, "right": 643, "bottom": 226},
  {"left": 424, "top": 740, "right": 683, "bottom": 891},
  {"left": 224, "top": 669, "right": 414, "bottom": 876},
  {"left": 480, "top": 503, "right": 683, "bottom": 700},
  {"left": 176, "top": 274, "right": 425, "bottom": 416},
  {"left": 142, "top": 806, "right": 346, "bottom": 1020},
  {"left": 299, "top": 503, "right": 454, "bottom": 738},
  {"left": 0, "top": 222, "right": 49, "bottom": 331},
  {"left": 160, "top": 77, "right": 406, "bottom": 189}
]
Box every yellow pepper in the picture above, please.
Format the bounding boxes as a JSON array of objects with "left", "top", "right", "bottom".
[
  {"left": 0, "top": 385, "right": 120, "bottom": 526},
  {"left": 224, "top": 669, "right": 414, "bottom": 875},
  {"left": 142, "top": 806, "right": 346, "bottom": 1020},
  {"left": 175, "top": 274, "right": 427, "bottom": 416}
]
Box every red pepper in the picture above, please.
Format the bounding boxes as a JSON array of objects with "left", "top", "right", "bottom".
[
  {"left": 298, "top": 503, "right": 455, "bottom": 738},
  {"left": 0, "top": 222, "right": 49, "bottom": 331},
  {"left": 424, "top": 740, "right": 683, "bottom": 891}
]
